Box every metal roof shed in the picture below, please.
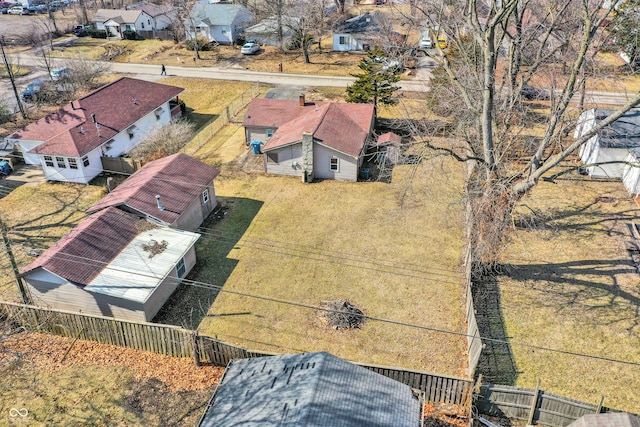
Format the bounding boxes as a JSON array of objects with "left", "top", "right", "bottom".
[{"left": 198, "top": 351, "right": 422, "bottom": 427}]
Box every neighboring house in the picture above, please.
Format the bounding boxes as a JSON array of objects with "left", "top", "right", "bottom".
[
  {"left": 6, "top": 77, "right": 183, "bottom": 184},
  {"left": 243, "top": 16, "right": 295, "bottom": 47},
  {"left": 21, "top": 207, "right": 200, "bottom": 322},
  {"left": 128, "top": 2, "right": 176, "bottom": 31},
  {"left": 243, "top": 94, "right": 375, "bottom": 182},
  {"left": 575, "top": 108, "right": 640, "bottom": 179},
  {"left": 87, "top": 153, "right": 220, "bottom": 231},
  {"left": 567, "top": 413, "right": 640, "bottom": 427},
  {"left": 333, "top": 12, "right": 382, "bottom": 51},
  {"left": 185, "top": 4, "right": 253, "bottom": 45},
  {"left": 197, "top": 352, "right": 422, "bottom": 427},
  {"left": 92, "top": 8, "right": 155, "bottom": 36}
]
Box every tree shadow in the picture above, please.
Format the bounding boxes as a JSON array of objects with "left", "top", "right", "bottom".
[
  {"left": 153, "top": 197, "right": 264, "bottom": 330},
  {"left": 185, "top": 111, "right": 218, "bottom": 132},
  {"left": 472, "top": 269, "right": 519, "bottom": 385}
]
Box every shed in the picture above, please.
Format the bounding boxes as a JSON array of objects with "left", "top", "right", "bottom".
[
  {"left": 197, "top": 351, "right": 422, "bottom": 427},
  {"left": 87, "top": 153, "right": 219, "bottom": 231},
  {"left": 567, "top": 413, "right": 640, "bottom": 427},
  {"left": 21, "top": 207, "right": 200, "bottom": 322}
]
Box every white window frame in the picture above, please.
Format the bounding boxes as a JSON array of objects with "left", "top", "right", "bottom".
[
  {"left": 82, "top": 156, "right": 90, "bottom": 167},
  {"left": 202, "top": 188, "right": 209, "bottom": 204},
  {"left": 266, "top": 129, "right": 274, "bottom": 138},
  {"left": 154, "top": 107, "right": 164, "bottom": 120},
  {"left": 330, "top": 157, "right": 339, "bottom": 172},
  {"left": 56, "top": 156, "right": 66, "bottom": 168},
  {"left": 44, "top": 155, "right": 53, "bottom": 167},
  {"left": 69, "top": 158, "right": 78, "bottom": 169}
]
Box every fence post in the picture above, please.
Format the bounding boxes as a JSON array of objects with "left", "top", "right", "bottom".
[
  {"left": 595, "top": 396, "right": 604, "bottom": 414},
  {"left": 192, "top": 332, "right": 201, "bottom": 367},
  {"left": 527, "top": 379, "right": 541, "bottom": 426}
]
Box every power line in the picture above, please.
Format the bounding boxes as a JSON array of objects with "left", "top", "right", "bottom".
[{"left": 13, "top": 247, "right": 640, "bottom": 368}]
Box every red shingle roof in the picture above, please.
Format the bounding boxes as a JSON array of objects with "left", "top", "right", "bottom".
[
  {"left": 245, "top": 99, "right": 374, "bottom": 158},
  {"left": 9, "top": 77, "right": 183, "bottom": 157},
  {"left": 21, "top": 207, "right": 141, "bottom": 286},
  {"left": 377, "top": 132, "right": 402, "bottom": 146},
  {"left": 86, "top": 153, "right": 219, "bottom": 224}
]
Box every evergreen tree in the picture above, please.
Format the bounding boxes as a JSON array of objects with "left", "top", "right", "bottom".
[
  {"left": 608, "top": 0, "right": 640, "bottom": 68},
  {"left": 346, "top": 47, "right": 401, "bottom": 109}
]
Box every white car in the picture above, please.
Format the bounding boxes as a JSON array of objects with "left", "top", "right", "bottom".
[
  {"left": 241, "top": 42, "right": 260, "bottom": 55},
  {"left": 7, "top": 5, "right": 23, "bottom": 14}
]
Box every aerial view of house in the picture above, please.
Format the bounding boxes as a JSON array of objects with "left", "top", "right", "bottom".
[
  {"left": 5, "top": 77, "right": 183, "bottom": 184},
  {"left": 87, "top": 153, "right": 219, "bottom": 231},
  {"left": 1, "top": 0, "right": 640, "bottom": 423},
  {"left": 21, "top": 207, "right": 200, "bottom": 322},
  {"left": 243, "top": 94, "right": 375, "bottom": 182}
]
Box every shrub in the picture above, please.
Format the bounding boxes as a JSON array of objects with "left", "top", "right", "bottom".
[
  {"left": 88, "top": 29, "right": 108, "bottom": 39},
  {"left": 122, "top": 30, "right": 138, "bottom": 40},
  {"left": 185, "top": 36, "right": 212, "bottom": 51}
]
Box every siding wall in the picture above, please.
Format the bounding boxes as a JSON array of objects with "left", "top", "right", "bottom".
[
  {"left": 265, "top": 144, "right": 303, "bottom": 177},
  {"left": 584, "top": 146, "right": 628, "bottom": 178},
  {"left": 246, "top": 126, "right": 275, "bottom": 145},
  {"left": 622, "top": 152, "right": 640, "bottom": 195},
  {"left": 314, "top": 144, "right": 358, "bottom": 181},
  {"left": 333, "top": 33, "right": 359, "bottom": 51}
]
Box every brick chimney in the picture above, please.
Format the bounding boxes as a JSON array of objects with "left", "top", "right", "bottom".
[
  {"left": 301, "top": 131, "right": 314, "bottom": 183},
  {"left": 299, "top": 93, "right": 305, "bottom": 107}
]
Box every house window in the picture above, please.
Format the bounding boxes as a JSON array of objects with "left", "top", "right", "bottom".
[
  {"left": 148, "top": 19, "right": 150, "bottom": 25},
  {"left": 266, "top": 129, "right": 274, "bottom": 138},
  {"left": 56, "top": 156, "right": 66, "bottom": 168},
  {"left": 104, "top": 139, "right": 114, "bottom": 151},
  {"left": 330, "top": 157, "right": 339, "bottom": 172},
  {"left": 141, "top": 22, "right": 145, "bottom": 29},
  {"left": 339, "top": 36, "right": 347, "bottom": 45},
  {"left": 266, "top": 152, "right": 278, "bottom": 164},
  {"left": 44, "top": 155, "right": 53, "bottom": 167},
  {"left": 202, "top": 188, "right": 210, "bottom": 204},
  {"left": 127, "top": 126, "right": 136, "bottom": 139},
  {"left": 82, "top": 156, "right": 90, "bottom": 167},
  {"left": 154, "top": 108, "right": 164, "bottom": 120},
  {"left": 176, "top": 258, "right": 186, "bottom": 278},
  {"left": 69, "top": 158, "right": 78, "bottom": 169},
  {"left": 125, "top": 24, "right": 132, "bottom": 30}
]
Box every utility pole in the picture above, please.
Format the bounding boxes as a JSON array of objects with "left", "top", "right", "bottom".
[
  {"left": 1, "top": 220, "right": 31, "bottom": 304},
  {"left": 0, "top": 36, "right": 26, "bottom": 120}
]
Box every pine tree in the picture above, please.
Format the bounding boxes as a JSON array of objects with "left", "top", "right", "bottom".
[{"left": 346, "top": 47, "right": 401, "bottom": 110}]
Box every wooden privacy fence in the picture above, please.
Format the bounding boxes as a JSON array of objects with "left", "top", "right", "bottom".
[
  {"left": 101, "top": 156, "right": 144, "bottom": 175},
  {"left": 187, "top": 83, "right": 261, "bottom": 152},
  {"left": 0, "top": 301, "right": 473, "bottom": 406},
  {"left": 477, "top": 384, "right": 614, "bottom": 427}
]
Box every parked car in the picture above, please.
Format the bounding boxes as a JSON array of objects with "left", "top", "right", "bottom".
[
  {"left": 34, "top": 4, "right": 47, "bottom": 12},
  {"left": 241, "top": 42, "right": 260, "bottom": 55},
  {"left": 437, "top": 37, "right": 448, "bottom": 49},
  {"left": 521, "top": 85, "right": 550, "bottom": 100},
  {"left": 50, "top": 67, "right": 69, "bottom": 81},
  {"left": 0, "top": 1, "right": 17, "bottom": 7},
  {"left": 7, "top": 5, "right": 23, "bottom": 14},
  {"left": 48, "top": 0, "right": 61, "bottom": 9},
  {"left": 73, "top": 24, "right": 90, "bottom": 36},
  {"left": 1, "top": 7, "right": 8, "bottom": 13},
  {"left": 21, "top": 80, "right": 44, "bottom": 101}
]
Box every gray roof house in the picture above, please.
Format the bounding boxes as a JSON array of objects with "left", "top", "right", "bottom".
[
  {"left": 197, "top": 351, "right": 422, "bottom": 427},
  {"left": 185, "top": 4, "right": 253, "bottom": 45},
  {"left": 568, "top": 413, "right": 640, "bottom": 427},
  {"left": 333, "top": 12, "right": 382, "bottom": 51},
  {"left": 575, "top": 108, "right": 640, "bottom": 193}
]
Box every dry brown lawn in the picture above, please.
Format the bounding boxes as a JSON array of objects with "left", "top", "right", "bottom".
[{"left": 498, "top": 170, "right": 640, "bottom": 412}]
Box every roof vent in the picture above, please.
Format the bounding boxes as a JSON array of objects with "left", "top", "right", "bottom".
[
  {"left": 155, "top": 195, "right": 165, "bottom": 211},
  {"left": 80, "top": 127, "right": 86, "bottom": 134},
  {"left": 132, "top": 97, "right": 138, "bottom": 105}
]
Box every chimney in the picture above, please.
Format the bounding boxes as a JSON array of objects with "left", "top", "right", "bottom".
[
  {"left": 299, "top": 93, "right": 305, "bottom": 107},
  {"left": 301, "top": 131, "right": 314, "bottom": 183},
  {"left": 155, "top": 195, "right": 165, "bottom": 211}
]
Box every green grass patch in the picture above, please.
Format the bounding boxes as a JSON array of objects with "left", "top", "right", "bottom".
[{"left": 498, "top": 170, "right": 640, "bottom": 411}]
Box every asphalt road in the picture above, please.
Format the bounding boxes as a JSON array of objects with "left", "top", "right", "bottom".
[{"left": 1, "top": 49, "right": 637, "bottom": 115}]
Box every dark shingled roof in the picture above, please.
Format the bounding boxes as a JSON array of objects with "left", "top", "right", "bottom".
[
  {"left": 21, "top": 207, "right": 141, "bottom": 286},
  {"left": 198, "top": 352, "right": 422, "bottom": 427},
  {"left": 593, "top": 108, "right": 640, "bottom": 149},
  {"left": 568, "top": 413, "right": 640, "bottom": 427},
  {"left": 333, "top": 12, "right": 381, "bottom": 34},
  {"left": 86, "top": 153, "right": 219, "bottom": 224},
  {"left": 9, "top": 77, "right": 183, "bottom": 157}
]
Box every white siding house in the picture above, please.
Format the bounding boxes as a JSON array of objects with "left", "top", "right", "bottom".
[
  {"left": 6, "top": 78, "right": 183, "bottom": 184},
  {"left": 22, "top": 208, "right": 200, "bottom": 322},
  {"left": 92, "top": 9, "right": 155, "bottom": 36},
  {"left": 576, "top": 108, "right": 640, "bottom": 179},
  {"left": 332, "top": 13, "right": 381, "bottom": 52},
  {"left": 185, "top": 4, "right": 253, "bottom": 45}
]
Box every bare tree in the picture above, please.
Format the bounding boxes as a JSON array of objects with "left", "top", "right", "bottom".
[
  {"left": 0, "top": 37, "right": 26, "bottom": 119},
  {"left": 406, "top": 0, "right": 640, "bottom": 270},
  {"left": 128, "top": 119, "right": 195, "bottom": 162}
]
